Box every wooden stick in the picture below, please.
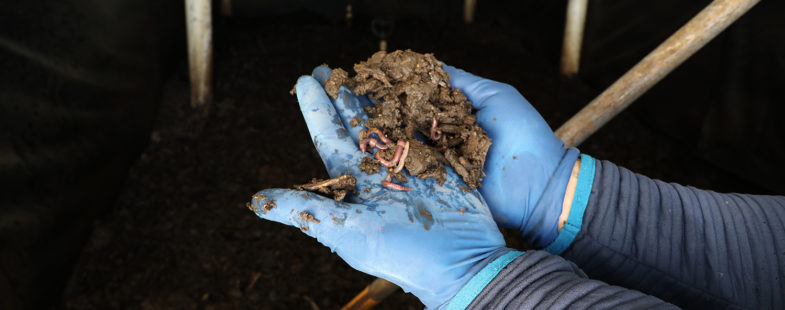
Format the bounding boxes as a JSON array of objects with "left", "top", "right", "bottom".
[
  {"left": 185, "top": 0, "right": 213, "bottom": 108},
  {"left": 296, "top": 175, "right": 355, "bottom": 191},
  {"left": 560, "top": 0, "right": 588, "bottom": 76},
  {"left": 341, "top": 278, "right": 399, "bottom": 310},
  {"left": 555, "top": 0, "right": 760, "bottom": 147}
]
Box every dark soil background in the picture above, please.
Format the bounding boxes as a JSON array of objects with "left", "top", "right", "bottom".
[{"left": 54, "top": 1, "right": 781, "bottom": 310}]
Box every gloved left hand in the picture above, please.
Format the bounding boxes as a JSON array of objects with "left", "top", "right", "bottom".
[
  {"left": 443, "top": 65, "right": 579, "bottom": 249},
  {"left": 249, "top": 66, "right": 511, "bottom": 308}
]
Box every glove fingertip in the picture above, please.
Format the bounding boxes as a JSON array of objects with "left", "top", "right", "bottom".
[
  {"left": 441, "top": 63, "right": 459, "bottom": 73},
  {"left": 295, "top": 75, "right": 320, "bottom": 95},
  {"left": 442, "top": 64, "right": 483, "bottom": 90},
  {"left": 249, "top": 188, "right": 365, "bottom": 242},
  {"left": 248, "top": 189, "right": 321, "bottom": 231},
  {"left": 248, "top": 188, "right": 289, "bottom": 218},
  {"left": 442, "top": 64, "right": 461, "bottom": 78},
  {"left": 295, "top": 76, "right": 331, "bottom": 110},
  {"left": 312, "top": 65, "right": 332, "bottom": 85}
]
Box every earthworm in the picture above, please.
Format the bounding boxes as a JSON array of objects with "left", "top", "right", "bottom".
[
  {"left": 430, "top": 117, "right": 443, "bottom": 141},
  {"left": 393, "top": 141, "right": 410, "bottom": 173},
  {"left": 381, "top": 172, "right": 412, "bottom": 191},
  {"left": 375, "top": 140, "right": 406, "bottom": 167},
  {"left": 360, "top": 137, "right": 388, "bottom": 153},
  {"left": 368, "top": 127, "right": 393, "bottom": 144},
  {"left": 381, "top": 180, "right": 412, "bottom": 191}
]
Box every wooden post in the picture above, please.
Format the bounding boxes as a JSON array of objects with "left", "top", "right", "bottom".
[
  {"left": 556, "top": 0, "right": 760, "bottom": 147},
  {"left": 560, "top": 0, "right": 588, "bottom": 76},
  {"left": 464, "top": 0, "right": 477, "bottom": 24},
  {"left": 185, "top": 0, "right": 213, "bottom": 108}
]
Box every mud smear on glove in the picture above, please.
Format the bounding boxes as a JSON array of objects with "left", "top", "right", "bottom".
[
  {"left": 326, "top": 50, "right": 491, "bottom": 188},
  {"left": 248, "top": 193, "right": 276, "bottom": 214},
  {"left": 293, "top": 174, "right": 357, "bottom": 201}
]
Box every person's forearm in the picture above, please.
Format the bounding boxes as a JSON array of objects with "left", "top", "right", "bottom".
[
  {"left": 558, "top": 158, "right": 580, "bottom": 232},
  {"left": 466, "top": 250, "right": 676, "bottom": 309},
  {"left": 561, "top": 159, "right": 785, "bottom": 309}
]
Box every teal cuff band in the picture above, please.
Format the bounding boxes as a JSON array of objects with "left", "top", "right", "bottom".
[
  {"left": 543, "top": 154, "right": 596, "bottom": 255},
  {"left": 445, "top": 251, "right": 524, "bottom": 310}
]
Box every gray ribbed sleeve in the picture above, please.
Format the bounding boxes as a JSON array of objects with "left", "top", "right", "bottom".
[
  {"left": 467, "top": 250, "right": 677, "bottom": 309},
  {"left": 562, "top": 159, "right": 785, "bottom": 309}
]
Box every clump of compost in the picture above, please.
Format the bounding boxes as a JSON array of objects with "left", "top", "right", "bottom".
[{"left": 326, "top": 50, "right": 491, "bottom": 188}]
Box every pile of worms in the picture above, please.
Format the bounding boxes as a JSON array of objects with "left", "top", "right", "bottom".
[{"left": 360, "top": 116, "right": 443, "bottom": 191}]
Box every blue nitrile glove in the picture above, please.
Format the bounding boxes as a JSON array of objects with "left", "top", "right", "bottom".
[
  {"left": 250, "top": 67, "right": 514, "bottom": 309},
  {"left": 442, "top": 65, "right": 579, "bottom": 249}
]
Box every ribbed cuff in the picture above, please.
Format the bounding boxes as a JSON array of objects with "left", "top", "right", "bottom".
[
  {"left": 445, "top": 251, "right": 525, "bottom": 310},
  {"left": 543, "top": 154, "right": 595, "bottom": 255}
]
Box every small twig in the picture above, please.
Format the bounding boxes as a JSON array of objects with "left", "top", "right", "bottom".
[
  {"left": 303, "top": 296, "right": 320, "bottom": 310},
  {"left": 245, "top": 272, "right": 262, "bottom": 293},
  {"left": 298, "top": 175, "right": 354, "bottom": 191}
]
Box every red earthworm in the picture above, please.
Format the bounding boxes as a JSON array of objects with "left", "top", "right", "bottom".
[
  {"left": 368, "top": 127, "right": 393, "bottom": 144},
  {"left": 375, "top": 140, "right": 406, "bottom": 167},
  {"left": 430, "top": 117, "right": 442, "bottom": 141},
  {"left": 360, "top": 137, "right": 388, "bottom": 153},
  {"left": 382, "top": 180, "right": 412, "bottom": 191},
  {"left": 393, "top": 141, "right": 410, "bottom": 173}
]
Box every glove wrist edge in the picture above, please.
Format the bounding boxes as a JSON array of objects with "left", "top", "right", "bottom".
[
  {"left": 522, "top": 148, "right": 580, "bottom": 248},
  {"left": 543, "top": 154, "right": 596, "bottom": 254},
  {"left": 441, "top": 249, "right": 524, "bottom": 310}
]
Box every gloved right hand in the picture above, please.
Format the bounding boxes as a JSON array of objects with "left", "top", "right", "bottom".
[{"left": 443, "top": 65, "right": 580, "bottom": 248}]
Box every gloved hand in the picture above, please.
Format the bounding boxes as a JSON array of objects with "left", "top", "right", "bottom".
[
  {"left": 443, "top": 65, "right": 579, "bottom": 249},
  {"left": 250, "top": 66, "right": 511, "bottom": 309}
]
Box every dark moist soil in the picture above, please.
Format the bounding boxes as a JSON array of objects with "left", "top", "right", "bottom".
[
  {"left": 359, "top": 156, "right": 381, "bottom": 175},
  {"left": 61, "top": 6, "right": 766, "bottom": 310},
  {"left": 326, "top": 50, "right": 490, "bottom": 188}
]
